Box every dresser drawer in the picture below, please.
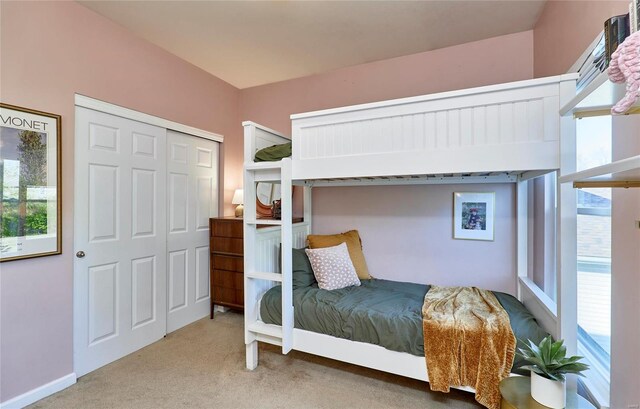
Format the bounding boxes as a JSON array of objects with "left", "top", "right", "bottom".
[
  {"left": 211, "top": 237, "right": 243, "bottom": 255},
  {"left": 211, "top": 220, "right": 243, "bottom": 238},
  {"left": 214, "top": 286, "right": 237, "bottom": 305},
  {"left": 212, "top": 254, "right": 243, "bottom": 272},
  {"left": 212, "top": 269, "right": 242, "bottom": 288}
]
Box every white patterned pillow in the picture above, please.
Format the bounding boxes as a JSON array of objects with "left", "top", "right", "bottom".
[{"left": 305, "top": 243, "right": 361, "bottom": 290}]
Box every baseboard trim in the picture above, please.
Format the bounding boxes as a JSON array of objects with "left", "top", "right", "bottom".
[
  {"left": 214, "top": 305, "right": 231, "bottom": 313},
  {"left": 0, "top": 373, "right": 76, "bottom": 409}
]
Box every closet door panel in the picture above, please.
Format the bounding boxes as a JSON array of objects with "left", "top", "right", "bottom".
[
  {"left": 169, "top": 173, "right": 189, "bottom": 233},
  {"left": 166, "top": 130, "right": 219, "bottom": 332},
  {"left": 74, "top": 107, "right": 167, "bottom": 377}
]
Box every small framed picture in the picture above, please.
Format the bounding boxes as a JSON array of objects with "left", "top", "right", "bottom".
[
  {"left": 453, "top": 192, "right": 495, "bottom": 241},
  {"left": 1, "top": 103, "right": 62, "bottom": 262}
]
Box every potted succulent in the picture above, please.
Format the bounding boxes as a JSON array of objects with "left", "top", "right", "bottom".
[{"left": 517, "top": 336, "right": 590, "bottom": 409}]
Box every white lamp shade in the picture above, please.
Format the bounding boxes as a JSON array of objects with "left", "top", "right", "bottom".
[{"left": 232, "top": 189, "right": 243, "bottom": 205}]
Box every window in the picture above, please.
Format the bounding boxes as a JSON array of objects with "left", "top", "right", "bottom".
[
  {"left": 528, "top": 173, "right": 557, "bottom": 302},
  {"left": 576, "top": 116, "right": 612, "bottom": 380}
]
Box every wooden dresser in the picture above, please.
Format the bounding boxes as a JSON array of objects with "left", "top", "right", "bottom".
[{"left": 209, "top": 217, "right": 244, "bottom": 317}]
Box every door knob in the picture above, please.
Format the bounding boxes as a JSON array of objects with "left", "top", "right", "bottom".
[{"left": 76, "top": 251, "right": 86, "bottom": 258}]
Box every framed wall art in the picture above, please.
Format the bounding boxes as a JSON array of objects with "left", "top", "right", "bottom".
[
  {"left": 0, "top": 103, "right": 62, "bottom": 261},
  {"left": 453, "top": 192, "right": 495, "bottom": 241}
]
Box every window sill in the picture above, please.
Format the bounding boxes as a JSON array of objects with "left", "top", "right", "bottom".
[
  {"left": 579, "top": 377, "right": 610, "bottom": 409},
  {"left": 578, "top": 341, "right": 611, "bottom": 409},
  {"left": 518, "top": 277, "right": 557, "bottom": 316}
]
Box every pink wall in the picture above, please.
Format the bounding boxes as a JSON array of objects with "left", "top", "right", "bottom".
[
  {"left": 241, "top": 31, "right": 534, "bottom": 136},
  {"left": 0, "top": 1, "right": 240, "bottom": 402},
  {"left": 241, "top": 31, "right": 534, "bottom": 294},
  {"left": 313, "top": 184, "right": 517, "bottom": 294},
  {"left": 533, "top": 0, "right": 629, "bottom": 77}
]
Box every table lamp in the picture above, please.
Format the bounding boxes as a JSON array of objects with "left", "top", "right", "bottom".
[{"left": 232, "top": 189, "right": 243, "bottom": 218}]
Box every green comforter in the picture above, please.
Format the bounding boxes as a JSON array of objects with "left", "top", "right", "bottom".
[{"left": 260, "top": 279, "right": 548, "bottom": 374}]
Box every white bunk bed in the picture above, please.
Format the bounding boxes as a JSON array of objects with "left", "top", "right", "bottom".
[{"left": 242, "top": 74, "right": 578, "bottom": 392}]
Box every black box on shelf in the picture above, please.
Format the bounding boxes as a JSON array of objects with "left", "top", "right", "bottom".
[{"left": 604, "top": 14, "right": 630, "bottom": 66}]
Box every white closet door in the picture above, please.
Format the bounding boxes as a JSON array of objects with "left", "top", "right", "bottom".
[
  {"left": 74, "top": 107, "right": 167, "bottom": 377},
  {"left": 166, "top": 130, "right": 219, "bottom": 333}
]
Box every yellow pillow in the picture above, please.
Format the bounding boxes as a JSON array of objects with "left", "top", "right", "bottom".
[{"left": 307, "top": 230, "right": 372, "bottom": 280}]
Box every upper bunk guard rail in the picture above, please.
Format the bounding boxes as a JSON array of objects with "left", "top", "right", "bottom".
[
  {"left": 290, "top": 74, "right": 578, "bottom": 181},
  {"left": 245, "top": 161, "right": 283, "bottom": 171},
  {"left": 243, "top": 121, "right": 291, "bottom": 164},
  {"left": 243, "top": 122, "right": 291, "bottom": 184}
]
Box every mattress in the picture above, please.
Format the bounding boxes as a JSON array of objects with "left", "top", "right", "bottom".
[{"left": 259, "top": 279, "right": 549, "bottom": 374}]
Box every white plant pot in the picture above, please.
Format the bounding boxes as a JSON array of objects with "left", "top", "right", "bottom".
[{"left": 530, "top": 371, "right": 566, "bottom": 408}]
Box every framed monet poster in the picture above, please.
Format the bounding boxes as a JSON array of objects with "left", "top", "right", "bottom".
[
  {"left": 453, "top": 192, "right": 495, "bottom": 241},
  {"left": 0, "top": 103, "right": 62, "bottom": 262}
]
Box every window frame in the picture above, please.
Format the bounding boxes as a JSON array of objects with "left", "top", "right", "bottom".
[{"left": 573, "top": 114, "right": 613, "bottom": 407}]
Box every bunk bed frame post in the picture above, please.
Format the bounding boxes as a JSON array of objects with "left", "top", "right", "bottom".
[
  {"left": 516, "top": 178, "right": 528, "bottom": 300},
  {"left": 280, "top": 158, "right": 294, "bottom": 353},
  {"left": 303, "top": 185, "right": 312, "bottom": 232},
  {"left": 243, "top": 124, "right": 259, "bottom": 370},
  {"left": 557, "top": 79, "right": 578, "bottom": 390},
  {"left": 543, "top": 173, "right": 557, "bottom": 298}
]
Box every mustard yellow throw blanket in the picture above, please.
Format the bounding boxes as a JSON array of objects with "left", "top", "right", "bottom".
[{"left": 422, "top": 286, "right": 516, "bottom": 409}]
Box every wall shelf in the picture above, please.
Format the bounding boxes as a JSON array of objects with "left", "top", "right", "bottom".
[
  {"left": 560, "top": 72, "right": 640, "bottom": 118},
  {"left": 559, "top": 155, "right": 640, "bottom": 188}
]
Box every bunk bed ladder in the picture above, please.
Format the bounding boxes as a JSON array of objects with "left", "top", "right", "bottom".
[{"left": 244, "top": 154, "right": 294, "bottom": 370}]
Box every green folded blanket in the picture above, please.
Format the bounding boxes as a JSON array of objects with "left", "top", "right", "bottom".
[{"left": 254, "top": 142, "right": 292, "bottom": 162}]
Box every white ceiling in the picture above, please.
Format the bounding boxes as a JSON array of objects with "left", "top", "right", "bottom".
[{"left": 79, "top": 1, "right": 546, "bottom": 89}]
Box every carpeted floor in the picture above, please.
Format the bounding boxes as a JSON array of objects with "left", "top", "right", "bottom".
[{"left": 30, "top": 311, "right": 481, "bottom": 408}]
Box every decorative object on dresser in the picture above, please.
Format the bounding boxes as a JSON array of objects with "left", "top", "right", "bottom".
[
  {"left": 210, "top": 217, "right": 244, "bottom": 317},
  {"left": 271, "top": 199, "right": 282, "bottom": 219},
  {"left": 256, "top": 181, "right": 282, "bottom": 218},
  {"left": 232, "top": 189, "right": 244, "bottom": 217}
]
